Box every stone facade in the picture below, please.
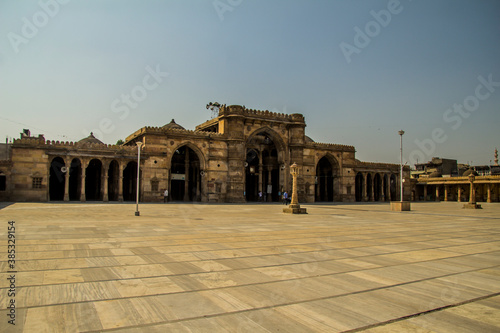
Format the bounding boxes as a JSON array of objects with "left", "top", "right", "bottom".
[{"left": 0, "top": 105, "right": 408, "bottom": 203}]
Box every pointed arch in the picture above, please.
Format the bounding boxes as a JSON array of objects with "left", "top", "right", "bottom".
[
  {"left": 366, "top": 173, "right": 373, "bottom": 201},
  {"left": 315, "top": 153, "right": 340, "bottom": 202},
  {"left": 245, "top": 128, "right": 285, "bottom": 202},
  {"left": 374, "top": 173, "right": 382, "bottom": 201},
  {"left": 170, "top": 142, "right": 206, "bottom": 170},
  {"left": 108, "top": 160, "right": 120, "bottom": 201},
  {"left": 246, "top": 127, "right": 287, "bottom": 153},
  {"left": 69, "top": 158, "right": 82, "bottom": 201},
  {"left": 355, "top": 172, "right": 364, "bottom": 202},
  {"left": 49, "top": 156, "right": 65, "bottom": 201},
  {"left": 170, "top": 144, "right": 203, "bottom": 202},
  {"left": 85, "top": 159, "right": 103, "bottom": 201}
]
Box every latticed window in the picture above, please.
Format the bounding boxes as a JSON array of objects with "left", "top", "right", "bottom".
[{"left": 32, "top": 177, "right": 42, "bottom": 189}]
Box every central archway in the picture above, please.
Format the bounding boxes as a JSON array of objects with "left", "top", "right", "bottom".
[
  {"left": 170, "top": 145, "right": 201, "bottom": 202},
  {"left": 245, "top": 130, "right": 283, "bottom": 202}
]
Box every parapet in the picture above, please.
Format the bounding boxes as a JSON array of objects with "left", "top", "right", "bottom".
[{"left": 220, "top": 104, "right": 305, "bottom": 123}]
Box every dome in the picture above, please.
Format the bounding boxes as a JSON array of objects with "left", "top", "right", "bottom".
[
  {"left": 78, "top": 132, "right": 104, "bottom": 145},
  {"left": 463, "top": 168, "right": 478, "bottom": 177},
  {"left": 162, "top": 119, "right": 185, "bottom": 130},
  {"left": 429, "top": 170, "right": 442, "bottom": 178}
]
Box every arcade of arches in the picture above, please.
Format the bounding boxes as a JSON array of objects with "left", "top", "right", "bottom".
[
  {"left": 354, "top": 172, "right": 398, "bottom": 202},
  {"left": 48, "top": 156, "right": 140, "bottom": 202}
]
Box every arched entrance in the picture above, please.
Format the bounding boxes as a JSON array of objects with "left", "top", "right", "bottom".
[
  {"left": 49, "top": 157, "right": 65, "bottom": 201},
  {"left": 390, "top": 174, "right": 397, "bottom": 201},
  {"left": 123, "top": 161, "right": 138, "bottom": 201},
  {"left": 245, "top": 149, "right": 260, "bottom": 201},
  {"left": 85, "top": 159, "right": 102, "bottom": 201},
  {"left": 374, "top": 173, "right": 381, "bottom": 201},
  {"left": 68, "top": 158, "right": 81, "bottom": 201},
  {"left": 315, "top": 155, "right": 339, "bottom": 202},
  {"left": 170, "top": 146, "right": 201, "bottom": 202},
  {"left": 245, "top": 131, "right": 282, "bottom": 202},
  {"left": 108, "top": 160, "right": 119, "bottom": 201},
  {"left": 355, "top": 172, "right": 364, "bottom": 202}
]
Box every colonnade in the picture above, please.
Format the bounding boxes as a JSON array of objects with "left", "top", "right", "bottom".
[{"left": 49, "top": 156, "right": 138, "bottom": 202}]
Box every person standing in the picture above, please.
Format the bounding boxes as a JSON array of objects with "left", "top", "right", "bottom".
[
  {"left": 283, "top": 191, "right": 288, "bottom": 205},
  {"left": 163, "top": 189, "right": 169, "bottom": 203}
]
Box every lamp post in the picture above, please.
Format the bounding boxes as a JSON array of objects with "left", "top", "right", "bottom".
[
  {"left": 135, "top": 141, "right": 143, "bottom": 216},
  {"left": 398, "top": 130, "right": 404, "bottom": 202}
]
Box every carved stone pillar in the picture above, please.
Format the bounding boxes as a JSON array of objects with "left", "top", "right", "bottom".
[
  {"left": 423, "top": 185, "right": 427, "bottom": 201},
  {"left": 435, "top": 186, "right": 440, "bottom": 202},
  {"left": 184, "top": 149, "right": 190, "bottom": 201},
  {"left": 64, "top": 159, "right": 70, "bottom": 201},
  {"left": 267, "top": 167, "right": 272, "bottom": 202},
  {"left": 469, "top": 179, "right": 475, "bottom": 205},
  {"left": 458, "top": 186, "right": 462, "bottom": 202},
  {"left": 103, "top": 161, "right": 109, "bottom": 202},
  {"left": 80, "top": 159, "right": 87, "bottom": 202},
  {"left": 258, "top": 149, "right": 263, "bottom": 194},
  {"left": 487, "top": 184, "right": 492, "bottom": 203},
  {"left": 118, "top": 163, "right": 124, "bottom": 202},
  {"left": 363, "top": 173, "right": 368, "bottom": 201},
  {"left": 370, "top": 177, "right": 375, "bottom": 202},
  {"left": 444, "top": 185, "right": 448, "bottom": 202}
]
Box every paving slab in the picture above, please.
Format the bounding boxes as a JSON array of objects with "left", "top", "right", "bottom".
[{"left": 0, "top": 201, "right": 499, "bottom": 332}]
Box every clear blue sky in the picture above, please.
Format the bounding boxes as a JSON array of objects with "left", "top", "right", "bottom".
[{"left": 1, "top": 0, "right": 499, "bottom": 166}]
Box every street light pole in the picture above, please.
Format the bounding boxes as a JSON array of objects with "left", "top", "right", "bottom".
[
  {"left": 398, "top": 130, "right": 405, "bottom": 202},
  {"left": 135, "top": 141, "right": 143, "bottom": 216}
]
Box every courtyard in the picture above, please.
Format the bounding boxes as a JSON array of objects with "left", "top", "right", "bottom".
[{"left": 0, "top": 201, "right": 499, "bottom": 332}]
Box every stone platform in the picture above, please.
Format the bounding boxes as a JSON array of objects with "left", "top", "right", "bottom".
[
  {"left": 0, "top": 201, "right": 499, "bottom": 332},
  {"left": 463, "top": 202, "right": 482, "bottom": 209},
  {"left": 283, "top": 204, "right": 307, "bottom": 214}
]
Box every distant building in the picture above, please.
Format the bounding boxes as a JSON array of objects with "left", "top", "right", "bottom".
[
  {"left": 410, "top": 151, "right": 500, "bottom": 202},
  {"left": 413, "top": 157, "right": 458, "bottom": 178}
]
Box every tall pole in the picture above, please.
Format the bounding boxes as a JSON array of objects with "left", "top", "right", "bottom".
[
  {"left": 398, "top": 130, "right": 405, "bottom": 202},
  {"left": 135, "top": 142, "right": 143, "bottom": 216}
]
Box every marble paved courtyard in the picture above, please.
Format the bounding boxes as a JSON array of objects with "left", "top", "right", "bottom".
[{"left": 1, "top": 202, "right": 499, "bottom": 332}]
